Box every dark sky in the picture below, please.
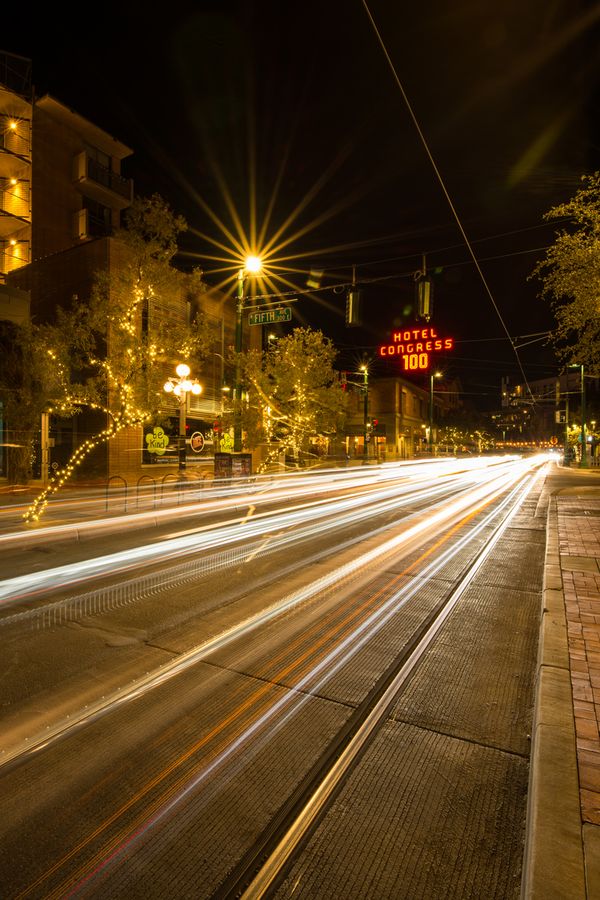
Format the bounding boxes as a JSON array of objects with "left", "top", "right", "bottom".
[{"left": 5, "top": 0, "right": 600, "bottom": 407}]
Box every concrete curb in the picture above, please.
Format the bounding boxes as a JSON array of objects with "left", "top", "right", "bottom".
[{"left": 521, "top": 494, "right": 586, "bottom": 898}]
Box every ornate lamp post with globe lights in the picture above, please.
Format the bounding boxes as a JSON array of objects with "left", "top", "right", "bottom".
[{"left": 163, "top": 363, "right": 202, "bottom": 472}]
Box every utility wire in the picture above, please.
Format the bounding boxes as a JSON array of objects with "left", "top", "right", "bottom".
[
  {"left": 362, "top": 0, "right": 536, "bottom": 404},
  {"left": 251, "top": 242, "right": 553, "bottom": 302}
]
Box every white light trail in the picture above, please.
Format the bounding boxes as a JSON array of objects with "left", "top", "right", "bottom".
[
  {"left": 0, "top": 458, "right": 532, "bottom": 606},
  {"left": 62, "top": 460, "right": 543, "bottom": 896}
]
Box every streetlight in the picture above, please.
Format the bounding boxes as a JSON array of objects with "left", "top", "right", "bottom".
[
  {"left": 359, "top": 364, "right": 369, "bottom": 460},
  {"left": 429, "top": 371, "right": 442, "bottom": 454},
  {"left": 234, "top": 255, "right": 262, "bottom": 452},
  {"left": 569, "top": 363, "right": 587, "bottom": 467},
  {"left": 164, "top": 363, "right": 202, "bottom": 472}
]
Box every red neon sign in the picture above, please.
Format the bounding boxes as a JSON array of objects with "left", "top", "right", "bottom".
[{"left": 377, "top": 326, "right": 454, "bottom": 372}]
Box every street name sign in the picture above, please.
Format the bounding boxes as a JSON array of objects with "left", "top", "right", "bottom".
[{"left": 248, "top": 308, "right": 292, "bottom": 326}]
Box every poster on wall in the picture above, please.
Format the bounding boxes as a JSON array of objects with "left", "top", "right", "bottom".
[
  {"left": 143, "top": 423, "right": 176, "bottom": 465},
  {"left": 214, "top": 453, "right": 252, "bottom": 479},
  {"left": 143, "top": 418, "right": 215, "bottom": 465},
  {"left": 231, "top": 454, "right": 252, "bottom": 478}
]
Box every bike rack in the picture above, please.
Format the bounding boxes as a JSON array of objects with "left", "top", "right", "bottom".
[
  {"left": 136, "top": 475, "right": 157, "bottom": 509},
  {"left": 160, "top": 473, "right": 179, "bottom": 504},
  {"left": 105, "top": 475, "right": 128, "bottom": 512}
]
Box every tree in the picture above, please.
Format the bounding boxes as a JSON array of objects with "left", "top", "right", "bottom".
[
  {"left": 25, "top": 195, "right": 212, "bottom": 522},
  {"left": 238, "top": 327, "right": 346, "bottom": 465},
  {"left": 532, "top": 172, "right": 600, "bottom": 374},
  {"left": 0, "top": 319, "right": 64, "bottom": 483}
]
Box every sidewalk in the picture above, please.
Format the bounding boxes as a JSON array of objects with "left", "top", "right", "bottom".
[{"left": 524, "top": 466, "right": 600, "bottom": 899}]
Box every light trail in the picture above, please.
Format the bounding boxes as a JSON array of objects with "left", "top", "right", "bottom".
[
  {"left": 4, "top": 458, "right": 546, "bottom": 772},
  {"left": 38, "top": 460, "right": 545, "bottom": 898},
  {"left": 0, "top": 457, "right": 530, "bottom": 606},
  {"left": 0, "top": 457, "right": 512, "bottom": 547},
  {"left": 242, "top": 466, "right": 544, "bottom": 898}
]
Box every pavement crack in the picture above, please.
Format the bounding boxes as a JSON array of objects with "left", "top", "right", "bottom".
[
  {"left": 390, "top": 715, "right": 529, "bottom": 760},
  {"left": 144, "top": 641, "right": 180, "bottom": 656}
]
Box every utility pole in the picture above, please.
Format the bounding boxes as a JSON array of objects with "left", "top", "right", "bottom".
[
  {"left": 564, "top": 395, "right": 569, "bottom": 465},
  {"left": 234, "top": 269, "right": 245, "bottom": 453},
  {"left": 360, "top": 364, "right": 369, "bottom": 460},
  {"left": 580, "top": 364, "right": 587, "bottom": 467}
]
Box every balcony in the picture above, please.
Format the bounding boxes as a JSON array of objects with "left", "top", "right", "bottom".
[
  {"left": 0, "top": 177, "right": 31, "bottom": 236},
  {"left": 73, "top": 150, "right": 132, "bottom": 209},
  {"left": 1, "top": 237, "right": 30, "bottom": 275},
  {"left": 0, "top": 115, "right": 31, "bottom": 177},
  {"left": 73, "top": 207, "right": 112, "bottom": 241}
]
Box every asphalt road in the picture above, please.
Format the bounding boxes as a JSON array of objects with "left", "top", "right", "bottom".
[{"left": 0, "top": 456, "right": 552, "bottom": 898}]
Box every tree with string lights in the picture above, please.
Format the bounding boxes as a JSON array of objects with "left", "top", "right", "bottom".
[
  {"left": 237, "top": 327, "right": 346, "bottom": 467},
  {"left": 24, "top": 195, "right": 211, "bottom": 522}
]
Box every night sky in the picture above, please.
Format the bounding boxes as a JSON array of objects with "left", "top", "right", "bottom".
[{"left": 5, "top": 0, "right": 600, "bottom": 408}]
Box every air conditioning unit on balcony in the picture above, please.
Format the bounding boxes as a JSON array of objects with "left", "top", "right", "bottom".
[{"left": 74, "top": 208, "right": 89, "bottom": 240}]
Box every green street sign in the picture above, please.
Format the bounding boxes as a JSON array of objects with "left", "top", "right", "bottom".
[{"left": 248, "top": 308, "right": 292, "bottom": 326}]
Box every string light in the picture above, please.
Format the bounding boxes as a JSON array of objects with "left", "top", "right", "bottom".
[{"left": 24, "top": 246, "right": 212, "bottom": 522}]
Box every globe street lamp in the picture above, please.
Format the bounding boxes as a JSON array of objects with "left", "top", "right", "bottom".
[
  {"left": 164, "top": 363, "right": 202, "bottom": 472},
  {"left": 234, "top": 255, "right": 262, "bottom": 452}
]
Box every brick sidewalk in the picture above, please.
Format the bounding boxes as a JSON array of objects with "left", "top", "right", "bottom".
[{"left": 558, "top": 495, "right": 600, "bottom": 853}]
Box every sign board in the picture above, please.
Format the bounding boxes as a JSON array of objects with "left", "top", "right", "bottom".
[
  {"left": 214, "top": 452, "right": 252, "bottom": 479},
  {"left": 214, "top": 453, "right": 232, "bottom": 479},
  {"left": 189, "top": 431, "right": 204, "bottom": 453},
  {"left": 248, "top": 308, "right": 292, "bottom": 326},
  {"left": 377, "top": 325, "right": 454, "bottom": 373},
  {"left": 231, "top": 454, "right": 252, "bottom": 478}
]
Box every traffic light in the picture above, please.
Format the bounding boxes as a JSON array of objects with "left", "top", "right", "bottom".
[
  {"left": 213, "top": 417, "right": 221, "bottom": 434},
  {"left": 415, "top": 276, "right": 433, "bottom": 322},
  {"left": 346, "top": 289, "right": 362, "bottom": 327}
]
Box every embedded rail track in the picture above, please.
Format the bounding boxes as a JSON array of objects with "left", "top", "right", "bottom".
[{"left": 212, "top": 470, "right": 537, "bottom": 899}]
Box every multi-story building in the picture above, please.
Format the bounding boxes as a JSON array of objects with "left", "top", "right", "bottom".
[
  {"left": 498, "top": 372, "right": 600, "bottom": 448},
  {"left": 343, "top": 375, "right": 434, "bottom": 459},
  {"left": 0, "top": 53, "right": 32, "bottom": 280},
  {"left": 1, "top": 51, "right": 238, "bottom": 486}
]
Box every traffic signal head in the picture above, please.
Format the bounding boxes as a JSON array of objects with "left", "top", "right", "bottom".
[{"left": 346, "top": 289, "right": 362, "bottom": 327}]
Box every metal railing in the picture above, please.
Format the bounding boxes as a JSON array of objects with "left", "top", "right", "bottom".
[{"left": 86, "top": 157, "right": 131, "bottom": 201}]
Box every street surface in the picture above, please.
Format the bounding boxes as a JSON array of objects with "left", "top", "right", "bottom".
[{"left": 0, "top": 456, "right": 552, "bottom": 898}]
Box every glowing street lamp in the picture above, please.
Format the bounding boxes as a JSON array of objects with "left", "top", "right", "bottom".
[
  {"left": 359, "top": 364, "right": 369, "bottom": 460},
  {"left": 234, "top": 255, "right": 262, "bottom": 452},
  {"left": 569, "top": 363, "right": 587, "bottom": 467},
  {"left": 430, "top": 371, "right": 442, "bottom": 453},
  {"left": 164, "top": 363, "right": 202, "bottom": 472}
]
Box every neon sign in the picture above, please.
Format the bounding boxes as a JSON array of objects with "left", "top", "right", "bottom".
[{"left": 378, "top": 326, "right": 454, "bottom": 372}]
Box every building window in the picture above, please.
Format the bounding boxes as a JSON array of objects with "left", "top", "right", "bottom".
[
  {"left": 85, "top": 143, "right": 112, "bottom": 189},
  {"left": 82, "top": 198, "right": 112, "bottom": 236}
]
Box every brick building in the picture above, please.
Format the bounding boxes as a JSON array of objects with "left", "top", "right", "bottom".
[{"left": 1, "top": 51, "right": 238, "bottom": 486}]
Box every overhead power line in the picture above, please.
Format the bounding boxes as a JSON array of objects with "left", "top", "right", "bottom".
[{"left": 361, "top": 1, "right": 536, "bottom": 404}]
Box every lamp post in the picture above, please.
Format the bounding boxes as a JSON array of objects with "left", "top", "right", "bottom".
[
  {"left": 569, "top": 363, "right": 587, "bottom": 467},
  {"left": 234, "top": 255, "right": 262, "bottom": 452},
  {"left": 580, "top": 364, "right": 587, "bottom": 468},
  {"left": 163, "top": 363, "right": 202, "bottom": 472},
  {"left": 429, "top": 371, "right": 441, "bottom": 454},
  {"left": 360, "top": 364, "right": 369, "bottom": 460}
]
